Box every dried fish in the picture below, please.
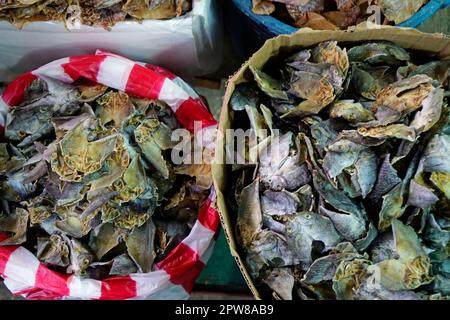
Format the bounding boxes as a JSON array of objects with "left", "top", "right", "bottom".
[
  {"left": 0, "top": 0, "right": 193, "bottom": 30},
  {"left": 378, "top": 0, "right": 427, "bottom": 24},
  {"left": 0, "top": 75, "right": 210, "bottom": 278},
  {"left": 230, "top": 40, "right": 449, "bottom": 300},
  {"left": 251, "top": 0, "right": 429, "bottom": 29}
]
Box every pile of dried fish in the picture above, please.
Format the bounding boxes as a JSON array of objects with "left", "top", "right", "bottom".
[
  {"left": 0, "top": 78, "right": 211, "bottom": 278},
  {"left": 230, "top": 40, "right": 450, "bottom": 300},
  {"left": 252, "top": 0, "right": 429, "bottom": 30},
  {"left": 0, "top": 0, "right": 192, "bottom": 30}
]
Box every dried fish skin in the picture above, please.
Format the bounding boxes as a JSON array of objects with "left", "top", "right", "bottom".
[
  {"left": 322, "top": 9, "right": 357, "bottom": 30},
  {"left": 407, "top": 180, "right": 439, "bottom": 209},
  {"left": 250, "top": 66, "right": 289, "bottom": 101},
  {"left": 29, "top": 206, "right": 52, "bottom": 225},
  {"left": 96, "top": 91, "right": 135, "bottom": 128},
  {"left": 332, "top": 255, "right": 371, "bottom": 300},
  {"left": 1, "top": 72, "right": 209, "bottom": 280},
  {"left": 313, "top": 171, "right": 366, "bottom": 219},
  {"left": 258, "top": 133, "right": 311, "bottom": 191},
  {"left": 302, "top": 253, "right": 342, "bottom": 285},
  {"left": 261, "top": 268, "right": 295, "bottom": 300},
  {"left": 354, "top": 276, "right": 421, "bottom": 300},
  {"left": 430, "top": 172, "right": 450, "bottom": 200},
  {"left": 286, "top": 49, "right": 311, "bottom": 64},
  {"left": 230, "top": 83, "right": 262, "bottom": 112},
  {"left": 307, "top": 117, "right": 343, "bottom": 155},
  {"left": 311, "top": 41, "right": 349, "bottom": 77},
  {"left": 322, "top": 137, "right": 366, "bottom": 178},
  {"left": 353, "top": 149, "right": 377, "bottom": 198},
  {"left": 290, "top": 71, "right": 335, "bottom": 111},
  {"left": 371, "top": 75, "right": 435, "bottom": 123},
  {"left": 5, "top": 104, "right": 53, "bottom": 143},
  {"left": 348, "top": 42, "right": 411, "bottom": 66},
  {"left": 55, "top": 124, "right": 118, "bottom": 181},
  {"left": 283, "top": 43, "right": 349, "bottom": 117},
  {"left": 123, "top": 0, "right": 179, "bottom": 20},
  {"left": 410, "top": 60, "right": 450, "bottom": 87},
  {"left": 37, "top": 234, "right": 70, "bottom": 267},
  {"left": 0, "top": 0, "right": 42, "bottom": 10},
  {"left": 0, "top": 208, "right": 29, "bottom": 245},
  {"left": 410, "top": 88, "right": 444, "bottom": 134},
  {"left": 0, "top": 0, "right": 192, "bottom": 30},
  {"left": 54, "top": 204, "right": 97, "bottom": 238},
  {"left": 358, "top": 124, "right": 417, "bottom": 142},
  {"left": 5, "top": 86, "right": 82, "bottom": 147},
  {"left": 131, "top": 116, "right": 173, "bottom": 179},
  {"left": 3, "top": 0, "right": 67, "bottom": 29},
  {"left": 68, "top": 238, "right": 95, "bottom": 275},
  {"left": 281, "top": 0, "right": 325, "bottom": 13},
  {"left": 368, "top": 220, "right": 433, "bottom": 291},
  {"left": 284, "top": 1, "right": 325, "bottom": 28},
  {"left": 111, "top": 207, "right": 151, "bottom": 230},
  {"left": 260, "top": 190, "right": 299, "bottom": 217},
  {"left": 288, "top": 62, "right": 344, "bottom": 93},
  {"left": 231, "top": 40, "right": 449, "bottom": 300},
  {"left": 252, "top": 0, "right": 275, "bottom": 15},
  {"left": 77, "top": 2, "right": 126, "bottom": 29},
  {"left": 125, "top": 219, "right": 156, "bottom": 273},
  {"left": 378, "top": 183, "right": 405, "bottom": 231},
  {"left": 350, "top": 63, "right": 395, "bottom": 100},
  {"left": 285, "top": 212, "right": 342, "bottom": 267},
  {"left": 422, "top": 134, "right": 450, "bottom": 174},
  {"left": 109, "top": 253, "right": 138, "bottom": 276},
  {"left": 246, "top": 230, "right": 297, "bottom": 278},
  {"left": 88, "top": 223, "right": 123, "bottom": 260},
  {"left": 329, "top": 100, "right": 375, "bottom": 124},
  {"left": 236, "top": 180, "right": 263, "bottom": 249},
  {"left": 0, "top": 143, "right": 25, "bottom": 174},
  {"left": 109, "top": 155, "right": 149, "bottom": 203}
]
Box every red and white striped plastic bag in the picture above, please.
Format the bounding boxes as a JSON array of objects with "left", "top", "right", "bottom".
[{"left": 0, "top": 52, "right": 220, "bottom": 300}]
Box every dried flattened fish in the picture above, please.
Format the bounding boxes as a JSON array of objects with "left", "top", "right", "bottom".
[
  {"left": 252, "top": 0, "right": 275, "bottom": 15},
  {"left": 250, "top": 66, "right": 289, "bottom": 101},
  {"left": 236, "top": 180, "right": 263, "bottom": 249},
  {"left": 348, "top": 42, "right": 411, "bottom": 66},
  {"left": 329, "top": 100, "right": 375, "bottom": 124},
  {"left": 285, "top": 211, "right": 342, "bottom": 266},
  {"left": 125, "top": 220, "right": 156, "bottom": 273},
  {"left": 0, "top": 71, "right": 206, "bottom": 282},
  {"left": 37, "top": 234, "right": 70, "bottom": 267},
  {"left": 231, "top": 40, "right": 448, "bottom": 300}
]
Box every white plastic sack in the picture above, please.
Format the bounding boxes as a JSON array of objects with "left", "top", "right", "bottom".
[{"left": 0, "top": 0, "right": 222, "bottom": 83}]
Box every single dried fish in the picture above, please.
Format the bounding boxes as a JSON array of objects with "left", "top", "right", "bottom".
[
  {"left": 251, "top": 0, "right": 429, "bottom": 29},
  {"left": 378, "top": 0, "right": 427, "bottom": 24},
  {"left": 0, "top": 0, "right": 193, "bottom": 30}
]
